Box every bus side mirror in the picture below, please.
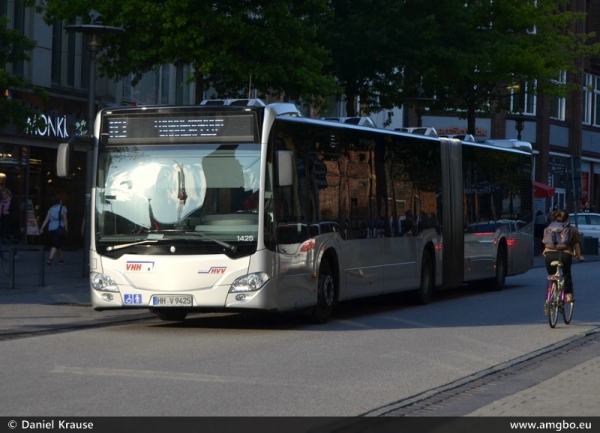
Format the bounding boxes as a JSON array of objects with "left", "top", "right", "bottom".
[
  {"left": 57, "top": 142, "right": 73, "bottom": 178},
  {"left": 277, "top": 150, "right": 294, "bottom": 187}
]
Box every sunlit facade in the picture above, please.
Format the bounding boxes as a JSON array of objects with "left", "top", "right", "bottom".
[{"left": 0, "top": 1, "right": 195, "bottom": 247}]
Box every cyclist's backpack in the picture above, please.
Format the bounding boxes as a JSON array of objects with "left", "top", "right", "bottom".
[{"left": 542, "top": 221, "right": 571, "bottom": 250}]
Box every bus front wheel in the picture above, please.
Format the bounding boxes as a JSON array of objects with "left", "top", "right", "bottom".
[{"left": 311, "top": 260, "right": 336, "bottom": 324}]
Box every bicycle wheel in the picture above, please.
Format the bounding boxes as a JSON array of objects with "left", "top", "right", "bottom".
[
  {"left": 562, "top": 295, "right": 574, "bottom": 324},
  {"left": 548, "top": 282, "right": 559, "bottom": 328}
]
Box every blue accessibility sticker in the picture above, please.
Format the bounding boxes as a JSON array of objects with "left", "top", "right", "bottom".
[{"left": 123, "top": 294, "right": 143, "bottom": 305}]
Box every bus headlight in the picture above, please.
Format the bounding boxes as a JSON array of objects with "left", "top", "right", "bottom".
[
  {"left": 91, "top": 273, "right": 119, "bottom": 292},
  {"left": 229, "top": 273, "right": 270, "bottom": 293}
]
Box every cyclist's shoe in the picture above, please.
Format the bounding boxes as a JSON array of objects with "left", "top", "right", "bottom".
[
  {"left": 543, "top": 301, "right": 550, "bottom": 315},
  {"left": 566, "top": 294, "right": 574, "bottom": 303}
]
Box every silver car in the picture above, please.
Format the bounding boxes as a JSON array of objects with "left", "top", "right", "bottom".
[{"left": 570, "top": 213, "right": 600, "bottom": 240}]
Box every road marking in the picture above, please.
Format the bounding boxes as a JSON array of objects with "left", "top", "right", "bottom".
[
  {"left": 51, "top": 365, "right": 339, "bottom": 390},
  {"left": 52, "top": 365, "right": 260, "bottom": 384}
]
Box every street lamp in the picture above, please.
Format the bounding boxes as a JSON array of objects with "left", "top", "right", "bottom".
[
  {"left": 402, "top": 87, "right": 436, "bottom": 127},
  {"left": 65, "top": 11, "right": 124, "bottom": 277},
  {"left": 506, "top": 112, "right": 529, "bottom": 141}
]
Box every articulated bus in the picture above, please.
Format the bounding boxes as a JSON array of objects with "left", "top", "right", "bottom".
[{"left": 57, "top": 99, "right": 534, "bottom": 323}]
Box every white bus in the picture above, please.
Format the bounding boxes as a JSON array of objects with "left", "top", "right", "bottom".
[{"left": 57, "top": 99, "right": 534, "bottom": 323}]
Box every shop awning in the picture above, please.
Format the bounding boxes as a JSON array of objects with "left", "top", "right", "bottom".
[{"left": 534, "top": 181, "right": 556, "bottom": 199}]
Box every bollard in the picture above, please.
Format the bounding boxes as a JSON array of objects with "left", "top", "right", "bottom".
[{"left": 6, "top": 245, "right": 45, "bottom": 289}]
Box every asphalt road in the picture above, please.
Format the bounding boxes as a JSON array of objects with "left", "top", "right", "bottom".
[{"left": 1, "top": 261, "right": 598, "bottom": 417}]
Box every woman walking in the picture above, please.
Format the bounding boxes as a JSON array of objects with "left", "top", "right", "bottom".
[{"left": 39, "top": 195, "right": 69, "bottom": 265}]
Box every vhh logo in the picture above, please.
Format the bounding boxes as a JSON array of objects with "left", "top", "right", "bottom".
[
  {"left": 126, "top": 261, "right": 155, "bottom": 272},
  {"left": 126, "top": 263, "right": 142, "bottom": 271}
]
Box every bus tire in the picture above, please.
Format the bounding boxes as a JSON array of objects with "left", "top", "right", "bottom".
[
  {"left": 152, "top": 308, "right": 188, "bottom": 322},
  {"left": 311, "top": 259, "right": 336, "bottom": 324},
  {"left": 491, "top": 244, "right": 507, "bottom": 291},
  {"left": 413, "top": 250, "right": 434, "bottom": 305}
]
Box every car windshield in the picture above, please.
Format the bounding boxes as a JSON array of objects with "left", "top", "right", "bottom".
[{"left": 95, "top": 143, "right": 260, "bottom": 245}]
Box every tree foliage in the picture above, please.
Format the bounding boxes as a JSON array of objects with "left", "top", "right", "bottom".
[
  {"left": 37, "top": 0, "right": 338, "bottom": 108},
  {"left": 0, "top": 14, "right": 46, "bottom": 132},
  {"left": 32, "top": 0, "right": 600, "bottom": 126},
  {"left": 316, "top": 0, "right": 415, "bottom": 117},
  {"left": 401, "top": 0, "right": 600, "bottom": 133}
]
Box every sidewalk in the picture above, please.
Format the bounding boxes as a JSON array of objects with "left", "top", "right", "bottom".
[
  {"left": 0, "top": 248, "right": 154, "bottom": 338},
  {"left": 468, "top": 253, "right": 600, "bottom": 416},
  {"left": 468, "top": 350, "right": 600, "bottom": 416}
]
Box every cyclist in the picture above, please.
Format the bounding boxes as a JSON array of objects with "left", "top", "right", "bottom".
[{"left": 542, "top": 210, "right": 584, "bottom": 315}]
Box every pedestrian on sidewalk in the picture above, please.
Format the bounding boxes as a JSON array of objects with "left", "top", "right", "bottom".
[{"left": 39, "top": 194, "right": 69, "bottom": 265}]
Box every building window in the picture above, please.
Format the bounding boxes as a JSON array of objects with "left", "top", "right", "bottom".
[
  {"left": 123, "top": 68, "right": 162, "bottom": 105},
  {"left": 51, "top": 19, "right": 62, "bottom": 85},
  {"left": 122, "top": 65, "right": 194, "bottom": 105},
  {"left": 12, "top": 0, "right": 26, "bottom": 77},
  {"left": 67, "top": 32, "right": 75, "bottom": 87},
  {"left": 594, "top": 76, "right": 600, "bottom": 127},
  {"left": 583, "top": 74, "right": 592, "bottom": 125},
  {"left": 550, "top": 71, "right": 566, "bottom": 121},
  {"left": 510, "top": 80, "right": 536, "bottom": 115},
  {"left": 175, "top": 64, "right": 193, "bottom": 105},
  {"left": 81, "top": 41, "right": 90, "bottom": 90}
]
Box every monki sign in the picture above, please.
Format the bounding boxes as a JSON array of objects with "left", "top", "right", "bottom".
[{"left": 26, "top": 114, "right": 68, "bottom": 138}]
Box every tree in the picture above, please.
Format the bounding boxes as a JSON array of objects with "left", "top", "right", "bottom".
[
  {"left": 0, "top": 14, "right": 46, "bottom": 132},
  {"left": 402, "top": 0, "right": 600, "bottom": 134},
  {"left": 316, "top": 0, "right": 416, "bottom": 118},
  {"left": 37, "top": 0, "right": 338, "bottom": 109}
]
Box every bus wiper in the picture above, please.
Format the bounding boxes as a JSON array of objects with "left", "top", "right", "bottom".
[
  {"left": 106, "top": 239, "right": 159, "bottom": 251},
  {"left": 185, "top": 231, "right": 237, "bottom": 252}
]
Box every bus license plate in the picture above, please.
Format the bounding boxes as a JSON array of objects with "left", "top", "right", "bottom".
[{"left": 151, "top": 295, "right": 193, "bottom": 307}]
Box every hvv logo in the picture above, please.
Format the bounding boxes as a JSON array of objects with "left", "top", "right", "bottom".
[
  {"left": 198, "top": 267, "right": 227, "bottom": 274},
  {"left": 126, "top": 261, "right": 155, "bottom": 272}
]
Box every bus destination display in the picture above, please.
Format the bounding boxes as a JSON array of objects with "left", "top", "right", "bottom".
[{"left": 105, "top": 113, "right": 256, "bottom": 143}]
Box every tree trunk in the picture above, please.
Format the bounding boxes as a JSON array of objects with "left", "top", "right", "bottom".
[
  {"left": 194, "top": 77, "right": 205, "bottom": 104},
  {"left": 466, "top": 81, "right": 477, "bottom": 135},
  {"left": 345, "top": 92, "right": 357, "bottom": 117},
  {"left": 467, "top": 104, "right": 477, "bottom": 135}
]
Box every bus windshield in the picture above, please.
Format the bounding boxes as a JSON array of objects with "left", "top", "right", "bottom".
[{"left": 95, "top": 143, "right": 261, "bottom": 246}]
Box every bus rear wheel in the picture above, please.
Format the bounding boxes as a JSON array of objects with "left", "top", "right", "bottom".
[
  {"left": 491, "top": 245, "right": 507, "bottom": 291},
  {"left": 413, "top": 251, "right": 434, "bottom": 305},
  {"left": 311, "top": 260, "right": 336, "bottom": 324},
  {"left": 152, "top": 308, "right": 188, "bottom": 322}
]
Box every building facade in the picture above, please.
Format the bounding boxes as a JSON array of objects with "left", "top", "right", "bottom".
[
  {"left": 1, "top": 0, "right": 195, "bottom": 248},
  {"left": 3, "top": 0, "right": 600, "bottom": 251},
  {"left": 404, "top": 0, "right": 600, "bottom": 216}
]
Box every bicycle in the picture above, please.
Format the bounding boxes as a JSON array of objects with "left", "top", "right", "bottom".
[{"left": 546, "top": 259, "right": 574, "bottom": 328}]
